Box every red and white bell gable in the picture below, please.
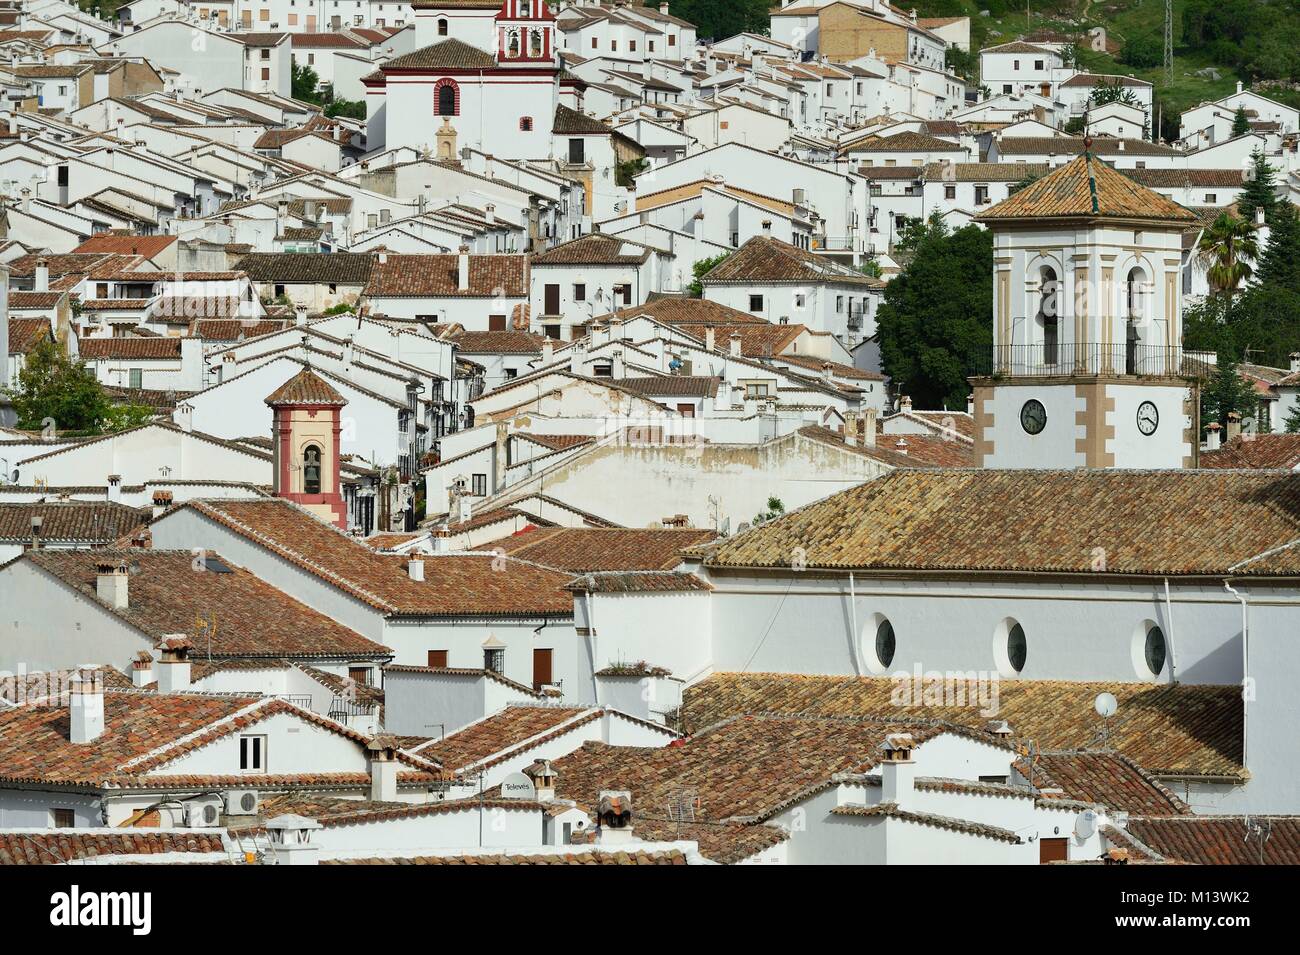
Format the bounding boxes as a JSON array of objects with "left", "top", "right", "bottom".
[{"left": 495, "top": 0, "right": 556, "bottom": 65}]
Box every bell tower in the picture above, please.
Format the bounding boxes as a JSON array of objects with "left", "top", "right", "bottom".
[
  {"left": 970, "top": 148, "right": 1201, "bottom": 469},
  {"left": 266, "top": 366, "right": 348, "bottom": 529},
  {"left": 495, "top": 0, "right": 555, "bottom": 65}
]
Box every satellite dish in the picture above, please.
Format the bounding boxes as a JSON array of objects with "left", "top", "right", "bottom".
[
  {"left": 1074, "top": 808, "right": 1099, "bottom": 840},
  {"left": 1094, "top": 692, "right": 1118, "bottom": 718},
  {"left": 500, "top": 772, "right": 537, "bottom": 801}
]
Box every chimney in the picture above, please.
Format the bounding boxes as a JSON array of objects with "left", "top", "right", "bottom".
[
  {"left": 1290, "top": 352, "right": 1300, "bottom": 374},
  {"left": 612, "top": 348, "right": 625, "bottom": 378},
  {"left": 899, "top": 395, "right": 913, "bottom": 414},
  {"left": 729, "top": 332, "right": 741, "bottom": 357},
  {"left": 457, "top": 245, "right": 470, "bottom": 292},
  {"left": 68, "top": 671, "right": 105, "bottom": 744},
  {"left": 1205, "top": 421, "right": 1222, "bottom": 451},
  {"left": 541, "top": 338, "right": 554, "bottom": 363},
  {"left": 34, "top": 256, "right": 48, "bottom": 292},
  {"left": 1237, "top": 80, "right": 1244, "bottom": 95},
  {"left": 265, "top": 815, "right": 322, "bottom": 866},
  {"left": 367, "top": 736, "right": 400, "bottom": 802},
  {"left": 407, "top": 558, "right": 425, "bottom": 581},
  {"left": 29, "top": 514, "right": 42, "bottom": 550},
  {"left": 1117, "top": 140, "right": 1125, "bottom": 152},
  {"left": 174, "top": 401, "right": 193, "bottom": 433},
  {"left": 879, "top": 732, "right": 916, "bottom": 804},
  {"left": 106, "top": 474, "right": 122, "bottom": 503},
  {"left": 1256, "top": 205, "right": 1266, "bottom": 227},
  {"left": 96, "top": 560, "right": 129, "bottom": 609},
  {"left": 524, "top": 758, "right": 557, "bottom": 801},
  {"left": 294, "top": 303, "right": 309, "bottom": 325},
  {"left": 863, "top": 407, "right": 877, "bottom": 447},
  {"left": 378, "top": 250, "right": 388, "bottom": 265},
  {"left": 342, "top": 336, "right": 356, "bottom": 376},
  {"left": 494, "top": 420, "right": 509, "bottom": 490},
  {"left": 1227, "top": 411, "right": 1242, "bottom": 442},
  {"left": 966, "top": 393, "right": 975, "bottom": 417},
  {"left": 844, "top": 415, "right": 858, "bottom": 447},
  {"left": 597, "top": 790, "right": 635, "bottom": 845},
  {"left": 659, "top": 1, "right": 669, "bottom": 13},
  {"left": 276, "top": 199, "right": 288, "bottom": 228},
  {"left": 704, "top": 325, "right": 716, "bottom": 352},
  {"left": 894, "top": 437, "right": 908, "bottom": 455},
  {"left": 151, "top": 489, "right": 173, "bottom": 518},
  {"left": 131, "top": 651, "right": 153, "bottom": 688},
  {"left": 434, "top": 525, "right": 452, "bottom": 551},
  {"left": 984, "top": 719, "right": 1014, "bottom": 741},
  {"left": 20, "top": 187, "right": 30, "bottom": 215},
  {"left": 485, "top": 203, "right": 495, "bottom": 225},
  {"left": 154, "top": 635, "right": 192, "bottom": 693}
]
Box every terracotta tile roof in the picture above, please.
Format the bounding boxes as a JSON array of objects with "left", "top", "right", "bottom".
[
  {"left": 477, "top": 526, "right": 717, "bottom": 571},
  {"left": 366, "top": 254, "right": 528, "bottom": 297},
  {"left": 553, "top": 103, "right": 611, "bottom": 134},
  {"left": 797, "top": 424, "right": 973, "bottom": 468},
  {"left": 1123, "top": 168, "right": 1252, "bottom": 189},
  {"left": 981, "top": 40, "right": 1058, "bottom": 54},
  {"left": 234, "top": 252, "right": 375, "bottom": 285},
  {"left": 8, "top": 291, "right": 64, "bottom": 310},
  {"left": 178, "top": 499, "right": 575, "bottom": 617},
  {"left": 1200, "top": 434, "right": 1300, "bottom": 470},
  {"left": 618, "top": 375, "right": 719, "bottom": 398},
  {"left": 592, "top": 296, "right": 767, "bottom": 327},
  {"left": 449, "top": 330, "right": 545, "bottom": 354},
  {"left": 0, "top": 502, "right": 146, "bottom": 543},
  {"left": 712, "top": 321, "right": 805, "bottom": 357},
  {"left": 701, "top": 236, "right": 883, "bottom": 286},
  {"left": 264, "top": 367, "right": 347, "bottom": 406},
  {"left": 564, "top": 570, "right": 712, "bottom": 593},
  {"left": 383, "top": 38, "right": 497, "bottom": 70},
  {"left": 531, "top": 233, "right": 652, "bottom": 266},
  {"left": 831, "top": 801, "right": 1022, "bottom": 842},
  {"left": 22, "top": 549, "right": 390, "bottom": 660},
  {"left": 79, "top": 299, "right": 153, "bottom": 312},
  {"left": 848, "top": 130, "right": 964, "bottom": 153},
  {"left": 698, "top": 468, "right": 1300, "bottom": 577},
  {"left": 1117, "top": 816, "right": 1300, "bottom": 864},
  {"left": 1, "top": 667, "right": 133, "bottom": 705},
  {"left": 979, "top": 153, "right": 1196, "bottom": 223},
  {"left": 414, "top": 705, "right": 594, "bottom": 772},
  {"left": 257, "top": 794, "right": 542, "bottom": 826},
  {"left": 995, "top": 135, "right": 1178, "bottom": 158},
  {"left": 1059, "top": 72, "right": 1151, "bottom": 88},
  {"left": 921, "top": 161, "right": 1049, "bottom": 182},
  {"left": 78, "top": 337, "right": 184, "bottom": 360},
  {"left": 1020, "top": 751, "right": 1190, "bottom": 815},
  {"left": 517, "top": 433, "right": 594, "bottom": 452},
  {"left": 324, "top": 848, "right": 690, "bottom": 864},
  {"left": 774, "top": 353, "right": 885, "bottom": 381},
  {"left": 72, "top": 234, "right": 176, "bottom": 258},
  {"left": 0, "top": 830, "right": 227, "bottom": 865},
  {"left": 7, "top": 317, "right": 51, "bottom": 354},
  {"left": 190, "top": 319, "right": 291, "bottom": 340},
  {"left": 682, "top": 673, "right": 1244, "bottom": 779},
  {"left": 573, "top": 819, "right": 786, "bottom": 863},
  {"left": 385, "top": 664, "right": 549, "bottom": 699},
  {"left": 290, "top": 33, "right": 366, "bottom": 48}
]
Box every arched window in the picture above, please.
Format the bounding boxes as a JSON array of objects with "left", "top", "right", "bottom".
[
  {"left": 1126, "top": 266, "right": 1146, "bottom": 319},
  {"left": 530, "top": 29, "right": 542, "bottom": 57},
  {"left": 1037, "top": 265, "right": 1058, "bottom": 366},
  {"left": 435, "top": 79, "right": 458, "bottom": 117},
  {"left": 519, "top": 116, "right": 533, "bottom": 131},
  {"left": 874, "top": 618, "right": 895, "bottom": 669},
  {"left": 1144, "top": 625, "right": 1167, "bottom": 677},
  {"left": 1006, "top": 623, "right": 1027, "bottom": 673},
  {"left": 508, "top": 30, "right": 520, "bottom": 57},
  {"left": 437, "top": 17, "right": 448, "bottom": 35},
  {"left": 303, "top": 444, "right": 322, "bottom": 495}
]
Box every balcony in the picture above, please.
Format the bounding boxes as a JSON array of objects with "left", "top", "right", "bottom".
[{"left": 971, "top": 342, "right": 1191, "bottom": 379}]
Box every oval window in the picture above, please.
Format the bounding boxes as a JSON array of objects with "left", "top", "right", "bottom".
[
  {"left": 875, "top": 619, "right": 895, "bottom": 669},
  {"left": 1007, "top": 623, "right": 1027, "bottom": 673},
  {"left": 1144, "top": 625, "right": 1167, "bottom": 676}
]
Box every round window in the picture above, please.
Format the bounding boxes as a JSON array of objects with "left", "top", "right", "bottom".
[
  {"left": 1006, "top": 623, "right": 1027, "bottom": 673},
  {"left": 1144, "top": 625, "right": 1167, "bottom": 676},
  {"left": 875, "top": 619, "right": 896, "bottom": 669}
]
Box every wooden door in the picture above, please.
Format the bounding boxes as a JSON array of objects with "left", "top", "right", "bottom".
[
  {"left": 1039, "top": 838, "right": 1068, "bottom": 863},
  {"left": 427, "top": 650, "right": 448, "bottom": 668},
  {"left": 544, "top": 284, "right": 560, "bottom": 315},
  {"left": 532, "top": 648, "right": 553, "bottom": 691}
]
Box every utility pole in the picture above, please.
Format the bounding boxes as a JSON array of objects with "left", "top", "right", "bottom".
[{"left": 1164, "top": 0, "right": 1174, "bottom": 82}]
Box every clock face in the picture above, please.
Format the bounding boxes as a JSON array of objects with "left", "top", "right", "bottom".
[
  {"left": 1137, "top": 400, "right": 1159, "bottom": 436},
  {"left": 1020, "top": 399, "right": 1047, "bottom": 435}
]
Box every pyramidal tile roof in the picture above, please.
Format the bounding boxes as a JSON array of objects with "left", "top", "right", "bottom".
[
  {"left": 976, "top": 152, "right": 1197, "bottom": 224},
  {"left": 264, "top": 367, "right": 347, "bottom": 406}
]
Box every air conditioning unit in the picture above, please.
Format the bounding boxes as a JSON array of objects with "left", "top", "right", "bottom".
[
  {"left": 185, "top": 799, "right": 222, "bottom": 828},
  {"left": 224, "top": 790, "right": 260, "bottom": 816}
]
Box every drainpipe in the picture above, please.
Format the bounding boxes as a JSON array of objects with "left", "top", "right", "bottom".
[
  {"left": 584, "top": 584, "right": 599, "bottom": 704},
  {"left": 1162, "top": 577, "right": 1178, "bottom": 684},
  {"left": 848, "top": 571, "right": 863, "bottom": 676},
  {"left": 1223, "top": 578, "right": 1249, "bottom": 770}
]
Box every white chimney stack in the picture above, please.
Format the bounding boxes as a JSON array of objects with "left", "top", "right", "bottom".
[
  {"left": 597, "top": 790, "right": 635, "bottom": 845},
  {"left": 131, "top": 651, "right": 154, "bottom": 688},
  {"left": 729, "top": 332, "right": 741, "bottom": 357},
  {"left": 154, "top": 635, "right": 192, "bottom": 693},
  {"left": 407, "top": 558, "right": 425, "bottom": 581},
  {"left": 265, "top": 815, "right": 322, "bottom": 866},
  {"left": 485, "top": 203, "right": 496, "bottom": 225},
  {"left": 95, "top": 560, "right": 129, "bottom": 609},
  {"left": 899, "top": 395, "right": 913, "bottom": 414},
  {"left": 863, "top": 408, "right": 877, "bottom": 448},
  {"left": 1205, "top": 421, "right": 1222, "bottom": 451},
  {"left": 106, "top": 474, "right": 122, "bottom": 503},
  {"left": 879, "top": 733, "right": 916, "bottom": 804},
  {"left": 704, "top": 325, "right": 715, "bottom": 352},
  {"left": 69, "top": 672, "right": 105, "bottom": 744},
  {"left": 541, "top": 338, "right": 554, "bottom": 363},
  {"left": 34, "top": 256, "right": 48, "bottom": 292},
  {"left": 457, "top": 245, "right": 470, "bottom": 291},
  {"left": 367, "top": 736, "right": 400, "bottom": 802},
  {"left": 524, "top": 759, "right": 557, "bottom": 801}
]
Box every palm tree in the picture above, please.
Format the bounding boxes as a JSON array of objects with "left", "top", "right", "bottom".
[{"left": 1196, "top": 212, "right": 1259, "bottom": 298}]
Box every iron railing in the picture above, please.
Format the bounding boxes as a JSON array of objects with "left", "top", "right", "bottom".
[{"left": 971, "top": 342, "right": 1189, "bottom": 378}]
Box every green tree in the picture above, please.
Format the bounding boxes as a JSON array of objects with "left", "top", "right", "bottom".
[
  {"left": 3, "top": 340, "right": 150, "bottom": 435},
  {"left": 1201, "top": 356, "right": 1260, "bottom": 434},
  {"left": 1088, "top": 81, "right": 1139, "bottom": 109},
  {"left": 1254, "top": 200, "right": 1300, "bottom": 291},
  {"left": 1284, "top": 401, "right": 1300, "bottom": 433},
  {"left": 656, "top": 0, "right": 770, "bottom": 42},
  {"left": 1196, "top": 212, "right": 1258, "bottom": 298},
  {"left": 753, "top": 496, "right": 785, "bottom": 525},
  {"left": 876, "top": 220, "right": 993, "bottom": 410},
  {"left": 1236, "top": 150, "right": 1279, "bottom": 225},
  {"left": 1232, "top": 105, "right": 1252, "bottom": 137},
  {"left": 1119, "top": 33, "right": 1164, "bottom": 70},
  {"left": 325, "top": 98, "right": 366, "bottom": 120},
  {"left": 291, "top": 62, "right": 322, "bottom": 104},
  {"left": 688, "top": 251, "right": 731, "bottom": 296}
]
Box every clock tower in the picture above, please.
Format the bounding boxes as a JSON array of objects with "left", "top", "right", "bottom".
[{"left": 970, "top": 148, "right": 1201, "bottom": 469}]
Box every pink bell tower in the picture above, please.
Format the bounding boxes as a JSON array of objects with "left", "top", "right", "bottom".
[{"left": 266, "top": 366, "right": 348, "bottom": 529}]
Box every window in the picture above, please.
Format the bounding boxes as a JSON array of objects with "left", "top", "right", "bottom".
[
  {"left": 438, "top": 17, "right": 447, "bottom": 35},
  {"left": 261, "top": 48, "right": 270, "bottom": 60},
  {"left": 592, "top": 36, "right": 598, "bottom": 49},
  {"left": 1144, "top": 625, "right": 1167, "bottom": 676},
  {"left": 435, "top": 80, "right": 458, "bottom": 116},
  {"left": 348, "top": 666, "right": 372, "bottom": 686},
  {"left": 649, "top": 40, "right": 655, "bottom": 52},
  {"left": 307, "top": 53, "right": 314, "bottom": 64},
  {"left": 240, "top": 735, "right": 266, "bottom": 772},
  {"left": 668, "top": 34, "right": 675, "bottom": 46},
  {"left": 794, "top": 293, "right": 805, "bottom": 309},
  {"left": 974, "top": 185, "right": 989, "bottom": 205},
  {"left": 568, "top": 138, "right": 584, "bottom": 164},
  {"left": 836, "top": 295, "right": 844, "bottom": 313},
  {"left": 51, "top": 808, "right": 75, "bottom": 828},
  {"left": 303, "top": 444, "right": 322, "bottom": 494},
  {"left": 484, "top": 646, "right": 505, "bottom": 673},
  {"left": 1205, "top": 193, "right": 1217, "bottom": 204},
  {"left": 261, "top": 68, "right": 270, "bottom": 81},
  {"left": 1006, "top": 623, "right": 1027, "bottom": 673},
  {"left": 259, "top": 8, "right": 269, "bottom": 19},
  {"left": 945, "top": 184, "right": 956, "bottom": 199},
  {"left": 748, "top": 294, "right": 763, "bottom": 312},
  {"left": 519, "top": 116, "right": 533, "bottom": 131},
  {"left": 471, "top": 473, "right": 487, "bottom": 496},
  {"left": 427, "top": 649, "right": 448, "bottom": 668},
  {"left": 744, "top": 382, "right": 770, "bottom": 398},
  {"left": 611, "top": 39, "right": 618, "bottom": 51},
  {"left": 874, "top": 618, "right": 895, "bottom": 668},
  {"left": 1034, "top": 59, "right": 1044, "bottom": 70},
  {"left": 573, "top": 283, "right": 586, "bottom": 301},
  {"left": 1038, "top": 265, "right": 1059, "bottom": 365},
  {"left": 1002, "top": 84, "right": 1012, "bottom": 95},
  {"left": 629, "top": 39, "right": 637, "bottom": 52}
]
